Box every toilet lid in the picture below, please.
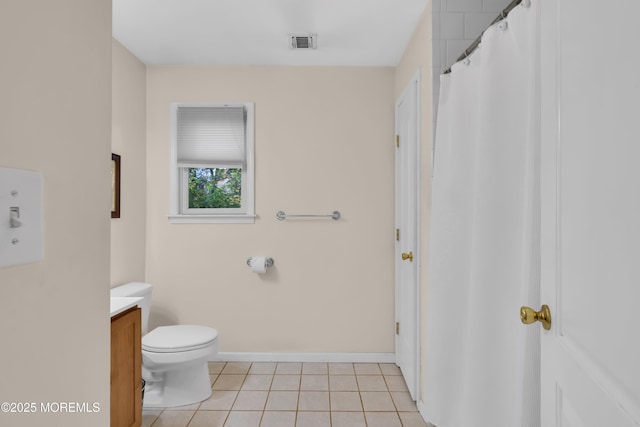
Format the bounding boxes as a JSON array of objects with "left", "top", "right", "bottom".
[{"left": 142, "top": 325, "right": 218, "bottom": 353}]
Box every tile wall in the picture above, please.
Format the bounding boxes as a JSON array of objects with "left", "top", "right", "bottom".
[{"left": 432, "top": 0, "right": 509, "bottom": 128}]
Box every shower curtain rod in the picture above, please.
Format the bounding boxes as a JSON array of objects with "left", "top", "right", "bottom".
[{"left": 443, "top": 0, "right": 524, "bottom": 74}]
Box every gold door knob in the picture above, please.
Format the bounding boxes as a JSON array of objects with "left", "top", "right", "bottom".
[
  {"left": 401, "top": 251, "right": 413, "bottom": 262},
  {"left": 520, "top": 304, "right": 551, "bottom": 330}
]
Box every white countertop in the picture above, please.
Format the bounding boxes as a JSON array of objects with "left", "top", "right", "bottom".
[{"left": 110, "top": 297, "right": 143, "bottom": 317}]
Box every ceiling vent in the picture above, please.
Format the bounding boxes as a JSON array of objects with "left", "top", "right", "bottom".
[{"left": 289, "top": 33, "right": 317, "bottom": 49}]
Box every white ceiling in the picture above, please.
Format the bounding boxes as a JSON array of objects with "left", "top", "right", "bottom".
[{"left": 112, "top": 0, "right": 428, "bottom": 66}]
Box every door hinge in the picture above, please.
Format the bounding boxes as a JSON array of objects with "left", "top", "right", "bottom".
[
  {"left": 396, "top": 135, "right": 400, "bottom": 147},
  {"left": 396, "top": 228, "right": 400, "bottom": 241},
  {"left": 396, "top": 322, "right": 400, "bottom": 335}
]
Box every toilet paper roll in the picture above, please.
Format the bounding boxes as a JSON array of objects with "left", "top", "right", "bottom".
[{"left": 250, "top": 257, "right": 268, "bottom": 274}]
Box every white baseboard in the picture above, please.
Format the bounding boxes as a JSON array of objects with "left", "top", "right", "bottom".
[
  {"left": 210, "top": 352, "right": 396, "bottom": 364},
  {"left": 416, "top": 399, "right": 432, "bottom": 426}
]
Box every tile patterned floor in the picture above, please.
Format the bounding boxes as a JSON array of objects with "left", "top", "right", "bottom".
[{"left": 142, "top": 362, "right": 428, "bottom": 427}]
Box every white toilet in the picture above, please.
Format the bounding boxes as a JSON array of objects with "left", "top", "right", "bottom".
[{"left": 110, "top": 282, "right": 218, "bottom": 408}]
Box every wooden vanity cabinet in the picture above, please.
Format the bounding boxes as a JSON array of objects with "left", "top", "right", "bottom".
[{"left": 111, "top": 306, "right": 142, "bottom": 427}]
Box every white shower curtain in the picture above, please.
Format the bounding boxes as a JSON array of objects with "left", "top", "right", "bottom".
[{"left": 424, "top": 1, "right": 540, "bottom": 426}]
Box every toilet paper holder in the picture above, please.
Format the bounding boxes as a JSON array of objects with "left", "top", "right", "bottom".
[{"left": 246, "top": 257, "right": 274, "bottom": 268}]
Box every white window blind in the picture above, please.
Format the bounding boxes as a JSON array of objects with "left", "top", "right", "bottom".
[{"left": 176, "top": 105, "right": 246, "bottom": 168}]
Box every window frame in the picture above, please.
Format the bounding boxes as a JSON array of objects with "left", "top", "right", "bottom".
[{"left": 169, "top": 102, "right": 255, "bottom": 224}]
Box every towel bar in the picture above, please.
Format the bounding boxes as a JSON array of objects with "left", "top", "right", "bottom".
[{"left": 275, "top": 211, "right": 340, "bottom": 221}]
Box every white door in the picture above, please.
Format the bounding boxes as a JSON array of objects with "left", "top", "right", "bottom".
[
  {"left": 539, "top": 0, "right": 640, "bottom": 425},
  {"left": 395, "top": 72, "right": 420, "bottom": 400}
]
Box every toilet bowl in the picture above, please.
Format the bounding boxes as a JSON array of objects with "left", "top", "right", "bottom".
[{"left": 110, "top": 282, "right": 218, "bottom": 408}]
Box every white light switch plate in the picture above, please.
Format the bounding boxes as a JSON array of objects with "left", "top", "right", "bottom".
[{"left": 0, "top": 167, "right": 43, "bottom": 269}]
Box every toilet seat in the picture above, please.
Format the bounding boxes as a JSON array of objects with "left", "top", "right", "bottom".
[{"left": 143, "top": 325, "right": 218, "bottom": 353}]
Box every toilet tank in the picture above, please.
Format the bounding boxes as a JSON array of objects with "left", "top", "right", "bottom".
[{"left": 110, "top": 282, "right": 153, "bottom": 334}]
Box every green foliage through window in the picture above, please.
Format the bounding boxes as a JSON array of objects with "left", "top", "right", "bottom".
[{"left": 188, "top": 168, "right": 242, "bottom": 209}]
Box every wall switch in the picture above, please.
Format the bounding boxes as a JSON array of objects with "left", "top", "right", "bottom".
[
  {"left": 10, "top": 207, "right": 22, "bottom": 228},
  {"left": 0, "top": 167, "right": 43, "bottom": 268}
]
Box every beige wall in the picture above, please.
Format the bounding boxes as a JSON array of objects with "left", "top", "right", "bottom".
[
  {"left": 394, "top": 5, "right": 432, "bottom": 405},
  {"left": 0, "top": 1, "right": 112, "bottom": 426},
  {"left": 146, "top": 66, "right": 396, "bottom": 354},
  {"left": 111, "top": 39, "right": 147, "bottom": 286}
]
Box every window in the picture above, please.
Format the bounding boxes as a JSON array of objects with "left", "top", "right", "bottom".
[{"left": 169, "top": 103, "right": 255, "bottom": 223}]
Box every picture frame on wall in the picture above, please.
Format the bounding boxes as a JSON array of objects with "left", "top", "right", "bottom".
[{"left": 111, "top": 153, "right": 121, "bottom": 218}]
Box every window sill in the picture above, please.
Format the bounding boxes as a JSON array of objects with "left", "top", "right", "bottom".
[{"left": 168, "top": 214, "right": 256, "bottom": 224}]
